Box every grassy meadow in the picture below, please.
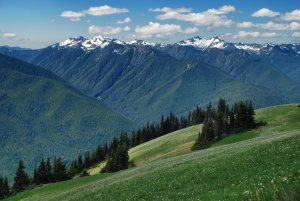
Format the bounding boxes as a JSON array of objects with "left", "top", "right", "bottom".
[{"left": 7, "top": 104, "right": 300, "bottom": 201}]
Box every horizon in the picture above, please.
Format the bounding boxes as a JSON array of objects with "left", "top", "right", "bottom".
[
  {"left": 1, "top": 0, "right": 300, "bottom": 48},
  {"left": 2, "top": 34, "right": 300, "bottom": 50}
]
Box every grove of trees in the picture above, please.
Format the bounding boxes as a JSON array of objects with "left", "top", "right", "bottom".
[{"left": 193, "top": 99, "right": 259, "bottom": 150}]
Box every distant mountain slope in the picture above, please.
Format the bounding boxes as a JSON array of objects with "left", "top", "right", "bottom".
[
  {"left": 0, "top": 54, "right": 136, "bottom": 179},
  {"left": 27, "top": 38, "right": 289, "bottom": 122},
  {"left": 162, "top": 38, "right": 300, "bottom": 100},
  {"left": 0, "top": 46, "right": 39, "bottom": 62},
  {"left": 133, "top": 61, "right": 288, "bottom": 120},
  {"left": 28, "top": 40, "right": 191, "bottom": 121}
]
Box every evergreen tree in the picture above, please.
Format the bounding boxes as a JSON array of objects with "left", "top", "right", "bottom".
[
  {"left": 235, "top": 101, "right": 248, "bottom": 132},
  {"left": 102, "top": 134, "right": 129, "bottom": 173},
  {"left": 36, "top": 159, "right": 47, "bottom": 184},
  {"left": 95, "top": 145, "right": 105, "bottom": 163},
  {"left": 200, "top": 102, "right": 216, "bottom": 145},
  {"left": 13, "top": 160, "right": 29, "bottom": 192},
  {"left": 3, "top": 177, "right": 9, "bottom": 198},
  {"left": 160, "top": 115, "right": 165, "bottom": 135},
  {"left": 229, "top": 106, "right": 235, "bottom": 131},
  {"left": 84, "top": 152, "right": 90, "bottom": 168},
  {"left": 45, "top": 158, "right": 53, "bottom": 183},
  {"left": 68, "top": 159, "right": 78, "bottom": 178},
  {"left": 53, "top": 158, "right": 68, "bottom": 182},
  {"left": 104, "top": 143, "right": 109, "bottom": 158},
  {"left": 33, "top": 167, "right": 38, "bottom": 185},
  {"left": 77, "top": 155, "right": 83, "bottom": 172},
  {"left": 247, "top": 101, "right": 256, "bottom": 129},
  {"left": 216, "top": 99, "right": 226, "bottom": 139},
  {"left": 0, "top": 176, "right": 10, "bottom": 199}
]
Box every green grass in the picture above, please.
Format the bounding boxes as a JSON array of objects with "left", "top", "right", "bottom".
[
  {"left": 7, "top": 173, "right": 111, "bottom": 201},
  {"left": 213, "top": 103, "right": 300, "bottom": 147},
  {"left": 129, "top": 125, "right": 201, "bottom": 167},
  {"left": 7, "top": 104, "right": 300, "bottom": 201}
]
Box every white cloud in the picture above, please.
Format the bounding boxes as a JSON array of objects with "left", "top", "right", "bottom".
[
  {"left": 290, "top": 22, "right": 300, "bottom": 30},
  {"left": 3, "top": 32, "right": 16, "bottom": 38},
  {"left": 236, "top": 21, "right": 255, "bottom": 28},
  {"left": 60, "top": 11, "right": 85, "bottom": 21},
  {"left": 235, "top": 31, "right": 260, "bottom": 38},
  {"left": 236, "top": 21, "right": 300, "bottom": 31},
  {"left": 150, "top": 7, "right": 192, "bottom": 13},
  {"left": 134, "top": 22, "right": 197, "bottom": 38},
  {"left": 151, "top": 5, "right": 235, "bottom": 27},
  {"left": 184, "top": 27, "right": 198, "bottom": 34},
  {"left": 252, "top": 8, "right": 280, "bottom": 17},
  {"left": 257, "top": 21, "right": 289, "bottom": 30},
  {"left": 61, "top": 5, "right": 129, "bottom": 21},
  {"left": 205, "top": 5, "right": 236, "bottom": 15},
  {"left": 260, "top": 32, "right": 281, "bottom": 37},
  {"left": 280, "top": 9, "right": 300, "bottom": 21},
  {"left": 225, "top": 31, "right": 282, "bottom": 39},
  {"left": 86, "top": 5, "right": 128, "bottom": 16},
  {"left": 135, "top": 22, "right": 182, "bottom": 38},
  {"left": 123, "top": 26, "right": 131, "bottom": 31},
  {"left": 117, "top": 17, "right": 131, "bottom": 24},
  {"left": 292, "top": 32, "right": 300, "bottom": 37},
  {"left": 88, "top": 25, "right": 123, "bottom": 35}
]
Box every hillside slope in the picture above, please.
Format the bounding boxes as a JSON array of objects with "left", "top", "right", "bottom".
[
  {"left": 135, "top": 62, "right": 288, "bottom": 120},
  {"left": 8, "top": 104, "right": 300, "bottom": 201},
  {"left": 0, "top": 54, "right": 136, "bottom": 179}
]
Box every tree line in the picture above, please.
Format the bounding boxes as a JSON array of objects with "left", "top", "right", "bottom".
[{"left": 130, "top": 106, "right": 205, "bottom": 147}]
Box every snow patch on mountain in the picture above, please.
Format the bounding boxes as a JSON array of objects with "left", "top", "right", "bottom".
[
  {"left": 52, "top": 35, "right": 300, "bottom": 55},
  {"left": 81, "top": 35, "right": 126, "bottom": 50},
  {"left": 52, "top": 35, "right": 164, "bottom": 51},
  {"left": 57, "top": 36, "right": 86, "bottom": 47},
  {"left": 177, "top": 36, "right": 227, "bottom": 49},
  {"left": 126, "top": 40, "right": 156, "bottom": 46},
  {"left": 234, "top": 43, "right": 261, "bottom": 52}
]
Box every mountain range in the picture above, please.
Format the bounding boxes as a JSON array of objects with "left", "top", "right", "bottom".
[{"left": 1, "top": 35, "right": 298, "bottom": 122}]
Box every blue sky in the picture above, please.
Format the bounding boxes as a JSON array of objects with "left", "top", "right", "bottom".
[{"left": 0, "top": 0, "right": 300, "bottom": 48}]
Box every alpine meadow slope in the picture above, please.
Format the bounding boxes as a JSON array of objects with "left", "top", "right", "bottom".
[
  {"left": 0, "top": 54, "right": 136, "bottom": 180},
  {"left": 7, "top": 104, "right": 300, "bottom": 201}
]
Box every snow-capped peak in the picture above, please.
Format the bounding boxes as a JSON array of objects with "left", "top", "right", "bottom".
[
  {"left": 177, "top": 36, "right": 227, "bottom": 49},
  {"left": 57, "top": 36, "right": 86, "bottom": 47},
  {"left": 126, "top": 40, "right": 157, "bottom": 46},
  {"left": 52, "top": 35, "right": 125, "bottom": 51},
  {"left": 82, "top": 35, "right": 112, "bottom": 50},
  {"left": 52, "top": 35, "right": 167, "bottom": 51},
  {"left": 234, "top": 42, "right": 261, "bottom": 53}
]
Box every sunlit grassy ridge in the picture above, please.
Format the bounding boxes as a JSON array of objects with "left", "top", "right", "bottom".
[
  {"left": 7, "top": 104, "right": 300, "bottom": 201},
  {"left": 129, "top": 124, "right": 201, "bottom": 167}
]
